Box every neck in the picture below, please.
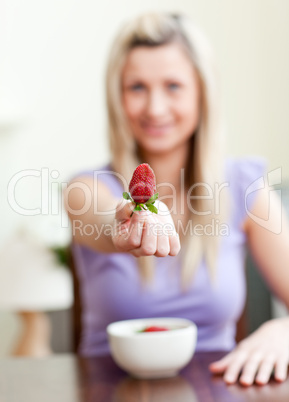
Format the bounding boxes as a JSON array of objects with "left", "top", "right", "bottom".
[{"left": 139, "top": 144, "right": 190, "bottom": 195}]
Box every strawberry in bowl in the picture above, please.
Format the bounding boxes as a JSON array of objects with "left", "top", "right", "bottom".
[
  {"left": 107, "top": 318, "right": 197, "bottom": 379},
  {"left": 140, "top": 325, "right": 169, "bottom": 332}
]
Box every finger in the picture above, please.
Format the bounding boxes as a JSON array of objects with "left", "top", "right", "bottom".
[
  {"left": 114, "top": 213, "right": 145, "bottom": 251},
  {"left": 274, "top": 356, "right": 289, "bottom": 382},
  {"left": 239, "top": 351, "right": 263, "bottom": 386},
  {"left": 169, "top": 232, "right": 181, "bottom": 256},
  {"left": 223, "top": 351, "right": 249, "bottom": 384},
  {"left": 115, "top": 200, "right": 135, "bottom": 221},
  {"left": 209, "top": 353, "right": 233, "bottom": 373},
  {"left": 125, "top": 213, "right": 147, "bottom": 249},
  {"left": 113, "top": 225, "right": 140, "bottom": 252},
  {"left": 155, "top": 225, "right": 170, "bottom": 257},
  {"left": 131, "top": 216, "right": 157, "bottom": 257},
  {"left": 154, "top": 199, "right": 170, "bottom": 217},
  {"left": 255, "top": 354, "right": 276, "bottom": 385},
  {"left": 158, "top": 221, "right": 180, "bottom": 256},
  {"left": 129, "top": 248, "right": 142, "bottom": 258}
]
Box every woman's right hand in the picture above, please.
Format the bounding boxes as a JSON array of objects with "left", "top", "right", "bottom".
[{"left": 111, "top": 200, "right": 181, "bottom": 257}]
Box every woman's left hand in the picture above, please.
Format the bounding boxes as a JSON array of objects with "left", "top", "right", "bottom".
[{"left": 209, "top": 317, "right": 289, "bottom": 386}]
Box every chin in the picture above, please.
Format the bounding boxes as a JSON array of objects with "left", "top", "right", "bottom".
[
  {"left": 135, "top": 132, "right": 192, "bottom": 156},
  {"left": 139, "top": 143, "right": 178, "bottom": 156}
]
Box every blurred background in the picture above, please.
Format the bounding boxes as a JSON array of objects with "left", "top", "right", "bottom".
[{"left": 0, "top": 0, "right": 288, "bottom": 356}]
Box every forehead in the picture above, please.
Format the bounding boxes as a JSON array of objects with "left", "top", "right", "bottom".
[{"left": 122, "top": 43, "right": 195, "bottom": 81}]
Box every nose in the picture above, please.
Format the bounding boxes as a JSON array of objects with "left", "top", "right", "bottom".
[{"left": 145, "top": 89, "right": 168, "bottom": 118}]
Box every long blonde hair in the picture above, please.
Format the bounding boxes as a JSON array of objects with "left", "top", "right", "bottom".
[{"left": 105, "top": 12, "right": 227, "bottom": 288}]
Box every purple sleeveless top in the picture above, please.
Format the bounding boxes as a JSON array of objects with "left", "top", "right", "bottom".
[{"left": 71, "top": 157, "right": 266, "bottom": 356}]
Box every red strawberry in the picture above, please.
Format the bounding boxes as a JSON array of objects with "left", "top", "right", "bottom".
[
  {"left": 129, "top": 163, "right": 156, "bottom": 204},
  {"left": 123, "top": 163, "right": 159, "bottom": 214},
  {"left": 141, "top": 326, "right": 169, "bottom": 332}
]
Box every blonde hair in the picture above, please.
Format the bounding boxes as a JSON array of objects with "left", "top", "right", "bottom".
[{"left": 105, "top": 12, "right": 227, "bottom": 288}]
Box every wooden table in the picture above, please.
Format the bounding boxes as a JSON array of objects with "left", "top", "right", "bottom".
[{"left": 0, "top": 351, "right": 288, "bottom": 401}]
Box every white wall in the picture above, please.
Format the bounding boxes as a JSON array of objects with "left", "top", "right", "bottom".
[{"left": 0, "top": 0, "right": 288, "bottom": 355}]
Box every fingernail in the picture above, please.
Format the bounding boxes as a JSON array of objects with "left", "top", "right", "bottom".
[
  {"left": 240, "top": 376, "right": 252, "bottom": 386},
  {"left": 256, "top": 376, "right": 266, "bottom": 384},
  {"left": 276, "top": 374, "right": 286, "bottom": 382},
  {"left": 210, "top": 361, "right": 221, "bottom": 366},
  {"left": 224, "top": 375, "right": 235, "bottom": 383}
]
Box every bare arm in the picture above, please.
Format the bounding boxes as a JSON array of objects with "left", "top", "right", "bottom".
[
  {"left": 243, "top": 188, "right": 289, "bottom": 310},
  {"left": 63, "top": 176, "right": 180, "bottom": 256},
  {"left": 209, "top": 188, "right": 289, "bottom": 386},
  {"left": 64, "top": 176, "right": 120, "bottom": 252}
]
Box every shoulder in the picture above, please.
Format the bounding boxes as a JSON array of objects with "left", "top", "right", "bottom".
[
  {"left": 68, "top": 163, "right": 112, "bottom": 182},
  {"left": 224, "top": 156, "right": 268, "bottom": 198},
  {"left": 225, "top": 155, "right": 267, "bottom": 183},
  {"left": 67, "top": 162, "right": 124, "bottom": 199}
]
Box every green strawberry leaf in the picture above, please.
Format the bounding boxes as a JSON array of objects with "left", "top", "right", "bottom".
[
  {"left": 146, "top": 203, "right": 158, "bottom": 214},
  {"left": 134, "top": 205, "right": 142, "bottom": 211},
  {"left": 147, "top": 192, "right": 159, "bottom": 204},
  {"left": 123, "top": 192, "right": 133, "bottom": 201}
]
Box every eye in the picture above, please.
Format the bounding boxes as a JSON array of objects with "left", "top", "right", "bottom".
[
  {"left": 168, "top": 82, "right": 181, "bottom": 91},
  {"left": 129, "top": 83, "right": 145, "bottom": 92}
]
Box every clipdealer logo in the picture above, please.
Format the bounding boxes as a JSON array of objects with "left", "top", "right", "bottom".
[
  {"left": 7, "top": 168, "right": 70, "bottom": 226},
  {"left": 6, "top": 167, "right": 284, "bottom": 236},
  {"left": 244, "top": 167, "right": 282, "bottom": 234}
]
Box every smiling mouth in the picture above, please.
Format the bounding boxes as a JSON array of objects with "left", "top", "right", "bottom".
[{"left": 141, "top": 122, "right": 173, "bottom": 135}]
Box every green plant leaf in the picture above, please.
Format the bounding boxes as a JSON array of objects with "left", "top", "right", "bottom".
[
  {"left": 51, "top": 246, "right": 70, "bottom": 267},
  {"left": 134, "top": 205, "right": 142, "bottom": 211},
  {"left": 123, "top": 192, "right": 132, "bottom": 201},
  {"left": 146, "top": 204, "right": 158, "bottom": 214},
  {"left": 147, "top": 192, "right": 159, "bottom": 204}
]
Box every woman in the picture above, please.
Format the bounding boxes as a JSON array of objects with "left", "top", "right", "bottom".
[{"left": 65, "top": 13, "right": 289, "bottom": 386}]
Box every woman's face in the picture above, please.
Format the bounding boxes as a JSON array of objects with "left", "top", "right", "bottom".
[{"left": 121, "top": 43, "right": 201, "bottom": 156}]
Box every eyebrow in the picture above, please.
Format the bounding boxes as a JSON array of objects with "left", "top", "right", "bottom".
[
  {"left": 122, "top": 75, "right": 142, "bottom": 82},
  {"left": 122, "top": 75, "right": 186, "bottom": 83}
]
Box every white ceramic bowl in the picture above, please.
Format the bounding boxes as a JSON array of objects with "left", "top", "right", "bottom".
[{"left": 107, "top": 317, "right": 197, "bottom": 379}]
